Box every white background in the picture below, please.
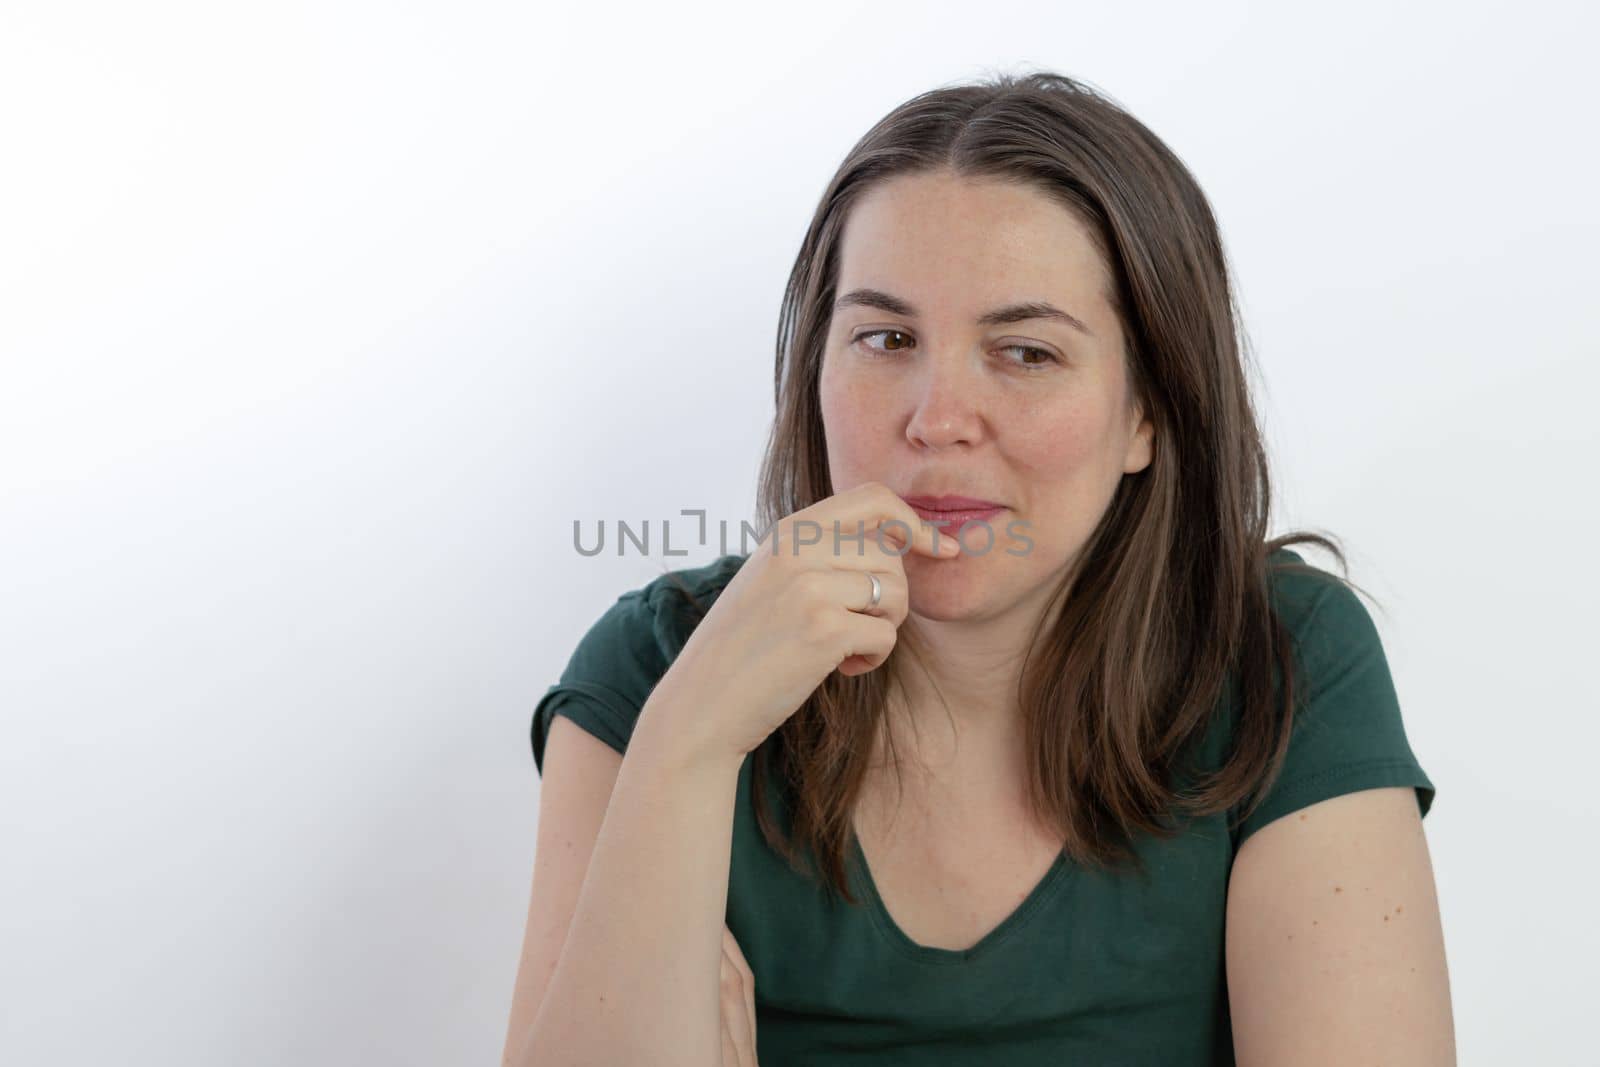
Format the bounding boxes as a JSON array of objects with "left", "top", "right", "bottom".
[{"left": 2, "top": 2, "right": 1594, "bottom": 1064}]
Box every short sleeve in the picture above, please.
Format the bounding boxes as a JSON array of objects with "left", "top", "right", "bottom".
[
  {"left": 530, "top": 590, "right": 673, "bottom": 777},
  {"left": 1229, "top": 574, "right": 1436, "bottom": 852}
]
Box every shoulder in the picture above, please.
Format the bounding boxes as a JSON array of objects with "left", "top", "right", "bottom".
[
  {"left": 638, "top": 552, "right": 747, "bottom": 621},
  {"left": 1262, "top": 546, "right": 1392, "bottom": 684},
  {"left": 530, "top": 554, "right": 747, "bottom": 771},
  {"left": 556, "top": 553, "right": 747, "bottom": 699},
  {"left": 1260, "top": 546, "right": 1394, "bottom": 688},
  {"left": 1226, "top": 544, "right": 1435, "bottom": 850},
  {"left": 1265, "top": 545, "right": 1361, "bottom": 626}
]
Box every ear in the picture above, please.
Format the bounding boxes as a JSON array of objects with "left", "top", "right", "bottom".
[{"left": 1123, "top": 403, "right": 1154, "bottom": 475}]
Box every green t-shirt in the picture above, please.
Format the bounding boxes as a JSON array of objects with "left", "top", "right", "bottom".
[{"left": 530, "top": 548, "right": 1436, "bottom": 1065}]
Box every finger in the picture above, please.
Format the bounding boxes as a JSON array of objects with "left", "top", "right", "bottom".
[
  {"left": 812, "top": 483, "right": 964, "bottom": 562},
  {"left": 790, "top": 513, "right": 950, "bottom": 566},
  {"left": 721, "top": 940, "right": 754, "bottom": 1067},
  {"left": 815, "top": 566, "right": 907, "bottom": 621},
  {"left": 722, "top": 928, "right": 761, "bottom": 1066},
  {"left": 742, "top": 955, "right": 758, "bottom": 1064},
  {"left": 833, "top": 612, "right": 900, "bottom": 674},
  {"left": 861, "top": 483, "right": 964, "bottom": 560}
]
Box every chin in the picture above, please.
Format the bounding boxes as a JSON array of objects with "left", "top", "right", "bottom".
[{"left": 904, "top": 556, "right": 1002, "bottom": 620}]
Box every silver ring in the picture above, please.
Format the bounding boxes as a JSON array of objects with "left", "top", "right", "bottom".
[{"left": 862, "top": 571, "right": 882, "bottom": 613}]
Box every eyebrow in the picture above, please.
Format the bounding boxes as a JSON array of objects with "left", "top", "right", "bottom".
[{"left": 832, "top": 287, "right": 1095, "bottom": 337}]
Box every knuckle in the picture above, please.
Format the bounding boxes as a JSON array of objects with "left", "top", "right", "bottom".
[
  {"left": 791, "top": 574, "right": 828, "bottom": 622},
  {"left": 793, "top": 567, "right": 827, "bottom": 598},
  {"left": 804, "top": 604, "right": 838, "bottom": 644}
]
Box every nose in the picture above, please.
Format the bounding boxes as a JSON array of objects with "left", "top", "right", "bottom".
[{"left": 904, "top": 350, "right": 987, "bottom": 451}]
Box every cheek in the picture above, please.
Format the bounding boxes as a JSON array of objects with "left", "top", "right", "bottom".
[
  {"left": 1007, "top": 398, "right": 1124, "bottom": 555},
  {"left": 819, "top": 362, "right": 884, "bottom": 475},
  {"left": 1013, "top": 395, "right": 1108, "bottom": 477}
]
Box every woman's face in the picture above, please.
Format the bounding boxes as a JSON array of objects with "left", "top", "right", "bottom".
[{"left": 819, "top": 169, "right": 1154, "bottom": 623}]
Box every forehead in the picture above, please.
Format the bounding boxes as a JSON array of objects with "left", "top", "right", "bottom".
[{"left": 835, "top": 171, "right": 1113, "bottom": 318}]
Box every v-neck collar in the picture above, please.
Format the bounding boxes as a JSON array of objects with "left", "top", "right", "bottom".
[{"left": 847, "top": 830, "right": 1074, "bottom": 965}]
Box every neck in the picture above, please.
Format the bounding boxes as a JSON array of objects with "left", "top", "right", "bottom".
[{"left": 882, "top": 571, "right": 1068, "bottom": 769}]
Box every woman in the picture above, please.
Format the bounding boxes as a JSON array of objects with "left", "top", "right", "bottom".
[{"left": 507, "top": 71, "right": 1454, "bottom": 1065}]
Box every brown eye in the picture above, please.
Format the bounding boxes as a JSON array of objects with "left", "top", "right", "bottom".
[
  {"left": 1000, "top": 344, "right": 1060, "bottom": 369},
  {"left": 853, "top": 329, "right": 915, "bottom": 354}
]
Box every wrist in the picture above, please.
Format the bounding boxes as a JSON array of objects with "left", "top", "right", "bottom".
[{"left": 635, "top": 676, "right": 749, "bottom": 779}]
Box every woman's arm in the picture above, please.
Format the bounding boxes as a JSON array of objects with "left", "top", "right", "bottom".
[
  {"left": 514, "top": 683, "right": 746, "bottom": 1067},
  {"left": 1224, "top": 786, "right": 1456, "bottom": 1065}
]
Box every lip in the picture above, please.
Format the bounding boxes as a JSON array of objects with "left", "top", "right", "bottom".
[
  {"left": 908, "top": 502, "right": 1004, "bottom": 531},
  {"left": 902, "top": 495, "right": 1008, "bottom": 532},
  {"left": 902, "top": 494, "right": 1004, "bottom": 511}
]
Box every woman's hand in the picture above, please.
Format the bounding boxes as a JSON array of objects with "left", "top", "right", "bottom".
[
  {"left": 653, "top": 481, "right": 958, "bottom": 765},
  {"left": 720, "top": 923, "right": 759, "bottom": 1067}
]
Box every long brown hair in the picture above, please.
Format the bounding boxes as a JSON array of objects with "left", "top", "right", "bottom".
[{"left": 668, "top": 69, "right": 1370, "bottom": 903}]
